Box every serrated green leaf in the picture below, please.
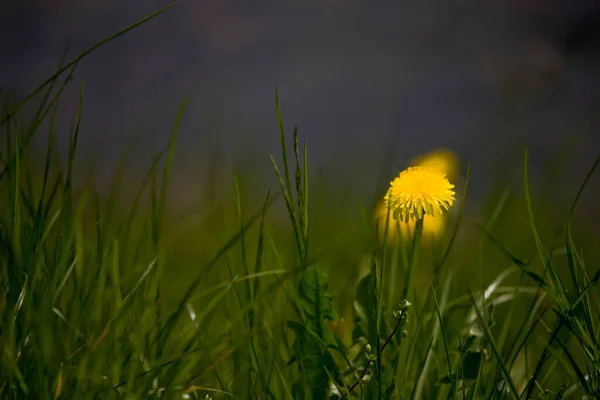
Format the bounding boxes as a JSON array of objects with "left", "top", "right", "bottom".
[
  {"left": 287, "top": 321, "right": 339, "bottom": 400},
  {"left": 298, "top": 266, "right": 339, "bottom": 347},
  {"left": 353, "top": 273, "right": 378, "bottom": 347}
]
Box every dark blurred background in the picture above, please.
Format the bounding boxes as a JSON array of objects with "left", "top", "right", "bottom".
[{"left": 1, "top": 0, "right": 599, "bottom": 216}]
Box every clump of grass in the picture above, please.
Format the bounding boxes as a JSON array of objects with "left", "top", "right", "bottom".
[{"left": 2, "top": 5, "right": 600, "bottom": 400}]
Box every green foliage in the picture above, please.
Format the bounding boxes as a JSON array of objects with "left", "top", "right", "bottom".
[
  {"left": 287, "top": 321, "right": 338, "bottom": 399},
  {"left": 287, "top": 267, "right": 340, "bottom": 399},
  {"left": 1, "top": 5, "right": 600, "bottom": 400},
  {"left": 353, "top": 273, "right": 378, "bottom": 347},
  {"left": 297, "top": 267, "right": 339, "bottom": 347}
]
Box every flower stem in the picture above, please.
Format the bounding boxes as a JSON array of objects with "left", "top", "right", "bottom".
[
  {"left": 338, "top": 320, "right": 402, "bottom": 399},
  {"left": 403, "top": 218, "right": 423, "bottom": 301}
]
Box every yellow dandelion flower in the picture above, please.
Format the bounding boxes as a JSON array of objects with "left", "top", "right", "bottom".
[
  {"left": 408, "top": 148, "right": 459, "bottom": 237},
  {"left": 385, "top": 166, "right": 455, "bottom": 223},
  {"left": 374, "top": 149, "right": 460, "bottom": 243}
]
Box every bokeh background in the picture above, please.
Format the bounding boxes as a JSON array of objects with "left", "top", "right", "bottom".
[{"left": 2, "top": 0, "right": 600, "bottom": 251}]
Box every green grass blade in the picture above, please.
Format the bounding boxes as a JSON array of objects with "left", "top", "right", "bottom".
[
  {"left": 523, "top": 149, "right": 566, "bottom": 298},
  {"left": 473, "top": 222, "right": 554, "bottom": 295},
  {"left": 272, "top": 91, "right": 305, "bottom": 263},
  {"left": 157, "top": 95, "right": 188, "bottom": 242},
  {"left": 303, "top": 140, "right": 309, "bottom": 254},
  {"left": 30, "top": 43, "right": 71, "bottom": 128},
  {"left": 270, "top": 155, "right": 303, "bottom": 261},
  {"left": 155, "top": 193, "right": 280, "bottom": 347},
  {"left": 253, "top": 190, "right": 271, "bottom": 303},
  {"left": 522, "top": 319, "right": 565, "bottom": 399},
  {"left": 433, "top": 289, "right": 456, "bottom": 399},
  {"left": 293, "top": 128, "right": 305, "bottom": 241},
  {"left": 0, "top": 2, "right": 183, "bottom": 124},
  {"left": 0, "top": 62, "right": 79, "bottom": 185},
  {"left": 11, "top": 131, "right": 21, "bottom": 258},
  {"left": 564, "top": 156, "right": 600, "bottom": 347},
  {"left": 34, "top": 101, "right": 59, "bottom": 236},
  {"left": 469, "top": 291, "right": 520, "bottom": 399},
  {"left": 274, "top": 90, "right": 294, "bottom": 211},
  {"left": 406, "top": 161, "right": 471, "bottom": 382},
  {"left": 553, "top": 332, "right": 592, "bottom": 395}
]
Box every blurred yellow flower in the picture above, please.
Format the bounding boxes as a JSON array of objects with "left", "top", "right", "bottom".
[
  {"left": 385, "top": 166, "right": 455, "bottom": 223},
  {"left": 374, "top": 201, "right": 400, "bottom": 240},
  {"left": 400, "top": 213, "right": 446, "bottom": 237},
  {"left": 375, "top": 201, "right": 446, "bottom": 241},
  {"left": 409, "top": 148, "right": 459, "bottom": 183}
]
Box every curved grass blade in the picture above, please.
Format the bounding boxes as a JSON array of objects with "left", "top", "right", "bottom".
[
  {"left": 565, "top": 156, "right": 599, "bottom": 290},
  {"left": 0, "top": 2, "right": 183, "bottom": 124},
  {"left": 523, "top": 149, "right": 566, "bottom": 299}
]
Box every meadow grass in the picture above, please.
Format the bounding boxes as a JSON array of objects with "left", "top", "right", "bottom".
[{"left": 2, "top": 5, "right": 600, "bottom": 399}]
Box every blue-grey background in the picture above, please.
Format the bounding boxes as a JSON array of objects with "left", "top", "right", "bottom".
[{"left": 2, "top": 0, "right": 599, "bottom": 215}]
